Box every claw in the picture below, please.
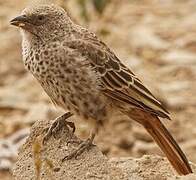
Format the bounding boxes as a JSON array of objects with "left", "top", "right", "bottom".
[
  {"left": 62, "top": 138, "right": 93, "bottom": 161},
  {"left": 66, "top": 139, "right": 81, "bottom": 146},
  {"left": 42, "top": 112, "right": 74, "bottom": 145},
  {"left": 63, "top": 122, "right": 98, "bottom": 161},
  {"left": 66, "top": 121, "right": 75, "bottom": 133}
]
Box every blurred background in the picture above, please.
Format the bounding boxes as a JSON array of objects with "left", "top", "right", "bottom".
[{"left": 0, "top": 0, "right": 196, "bottom": 179}]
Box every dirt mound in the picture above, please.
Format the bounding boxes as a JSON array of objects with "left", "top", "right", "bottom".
[{"left": 13, "top": 119, "right": 196, "bottom": 180}]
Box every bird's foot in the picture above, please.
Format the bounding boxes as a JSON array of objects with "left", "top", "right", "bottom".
[
  {"left": 62, "top": 138, "right": 94, "bottom": 161},
  {"left": 43, "top": 112, "right": 74, "bottom": 144}
]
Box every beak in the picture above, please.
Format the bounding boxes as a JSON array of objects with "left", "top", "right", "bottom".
[{"left": 10, "top": 15, "right": 29, "bottom": 27}]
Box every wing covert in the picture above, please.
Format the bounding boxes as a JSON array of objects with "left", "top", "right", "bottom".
[{"left": 64, "top": 38, "right": 170, "bottom": 119}]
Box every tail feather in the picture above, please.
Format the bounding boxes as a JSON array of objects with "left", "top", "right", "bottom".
[{"left": 144, "top": 116, "right": 192, "bottom": 175}]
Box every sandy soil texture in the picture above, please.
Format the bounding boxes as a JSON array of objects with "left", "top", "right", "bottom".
[
  {"left": 13, "top": 119, "right": 196, "bottom": 180},
  {"left": 0, "top": 0, "right": 196, "bottom": 179}
]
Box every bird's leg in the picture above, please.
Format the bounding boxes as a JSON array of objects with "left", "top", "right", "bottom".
[
  {"left": 62, "top": 124, "right": 98, "bottom": 161},
  {"left": 43, "top": 112, "right": 74, "bottom": 144}
]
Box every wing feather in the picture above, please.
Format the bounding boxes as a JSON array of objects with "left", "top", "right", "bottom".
[{"left": 65, "top": 38, "right": 170, "bottom": 119}]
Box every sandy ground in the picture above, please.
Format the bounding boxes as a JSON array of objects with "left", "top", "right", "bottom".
[
  {"left": 0, "top": 0, "right": 196, "bottom": 179},
  {"left": 13, "top": 119, "right": 196, "bottom": 180}
]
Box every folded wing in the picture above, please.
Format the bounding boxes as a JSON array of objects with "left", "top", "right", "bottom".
[{"left": 65, "top": 38, "right": 170, "bottom": 119}]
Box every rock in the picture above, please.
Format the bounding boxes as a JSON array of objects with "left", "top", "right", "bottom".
[
  {"left": 13, "top": 119, "right": 196, "bottom": 180},
  {"left": 0, "top": 128, "right": 29, "bottom": 171}
]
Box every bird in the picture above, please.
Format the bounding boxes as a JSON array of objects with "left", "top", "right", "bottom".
[{"left": 10, "top": 4, "right": 192, "bottom": 175}]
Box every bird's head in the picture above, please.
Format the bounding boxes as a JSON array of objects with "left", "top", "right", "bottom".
[{"left": 10, "top": 4, "right": 72, "bottom": 41}]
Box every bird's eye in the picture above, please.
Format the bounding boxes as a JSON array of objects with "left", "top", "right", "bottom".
[{"left": 37, "top": 15, "right": 45, "bottom": 21}]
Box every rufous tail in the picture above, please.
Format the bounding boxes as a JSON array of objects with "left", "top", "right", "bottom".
[{"left": 142, "top": 116, "right": 192, "bottom": 175}]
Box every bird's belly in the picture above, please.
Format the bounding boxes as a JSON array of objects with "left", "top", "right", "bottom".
[{"left": 39, "top": 75, "right": 108, "bottom": 123}]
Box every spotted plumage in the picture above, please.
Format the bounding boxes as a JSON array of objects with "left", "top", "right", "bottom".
[{"left": 10, "top": 4, "right": 192, "bottom": 175}]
